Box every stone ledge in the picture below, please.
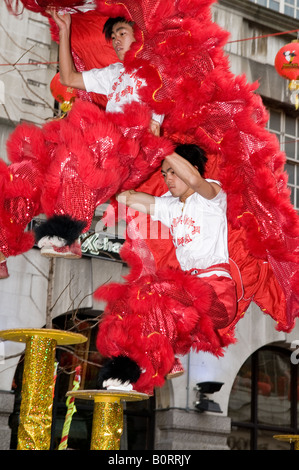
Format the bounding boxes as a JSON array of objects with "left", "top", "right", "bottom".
[{"left": 154, "top": 408, "right": 231, "bottom": 450}]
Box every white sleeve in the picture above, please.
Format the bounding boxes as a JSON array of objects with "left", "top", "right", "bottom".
[
  {"left": 151, "top": 196, "right": 171, "bottom": 227},
  {"left": 151, "top": 112, "right": 164, "bottom": 125},
  {"left": 82, "top": 68, "right": 111, "bottom": 95}
]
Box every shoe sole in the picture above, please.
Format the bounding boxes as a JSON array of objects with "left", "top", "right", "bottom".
[
  {"left": 166, "top": 370, "right": 185, "bottom": 379},
  {"left": 41, "top": 248, "right": 81, "bottom": 259},
  {"left": 0, "top": 263, "right": 9, "bottom": 279}
]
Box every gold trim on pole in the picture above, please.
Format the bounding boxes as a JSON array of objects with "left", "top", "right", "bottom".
[{"left": 273, "top": 434, "right": 299, "bottom": 450}]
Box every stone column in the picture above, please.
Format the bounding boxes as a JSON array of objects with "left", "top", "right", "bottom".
[{"left": 0, "top": 390, "right": 15, "bottom": 450}]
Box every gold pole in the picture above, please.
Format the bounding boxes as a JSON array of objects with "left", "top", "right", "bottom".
[
  {"left": 66, "top": 390, "right": 148, "bottom": 450},
  {"left": 91, "top": 398, "right": 123, "bottom": 450},
  {"left": 18, "top": 334, "right": 56, "bottom": 450},
  {"left": 0, "top": 328, "right": 86, "bottom": 450}
]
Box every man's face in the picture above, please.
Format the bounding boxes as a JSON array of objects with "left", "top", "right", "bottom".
[
  {"left": 111, "top": 22, "right": 135, "bottom": 61},
  {"left": 161, "top": 160, "right": 193, "bottom": 200}
]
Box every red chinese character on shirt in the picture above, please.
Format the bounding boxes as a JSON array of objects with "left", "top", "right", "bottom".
[
  {"left": 191, "top": 226, "right": 201, "bottom": 235},
  {"left": 172, "top": 216, "right": 182, "bottom": 229},
  {"left": 184, "top": 234, "right": 192, "bottom": 244},
  {"left": 126, "top": 85, "right": 133, "bottom": 95}
]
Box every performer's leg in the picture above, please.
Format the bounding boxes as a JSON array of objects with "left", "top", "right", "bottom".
[
  {"left": 34, "top": 214, "right": 87, "bottom": 259},
  {"left": 0, "top": 250, "right": 9, "bottom": 279},
  {"left": 206, "top": 275, "right": 237, "bottom": 330},
  {"left": 94, "top": 268, "right": 227, "bottom": 394}
]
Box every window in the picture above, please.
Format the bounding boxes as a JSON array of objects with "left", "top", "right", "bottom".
[
  {"left": 27, "top": 79, "right": 47, "bottom": 89},
  {"left": 249, "top": 0, "right": 299, "bottom": 18},
  {"left": 26, "top": 38, "right": 51, "bottom": 49},
  {"left": 28, "top": 58, "right": 48, "bottom": 69},
  {"left": 228, "top": 346, "right": 299, "bottom": 450},
  {"left": 9, "top": 313, "right": 155, "bottom": 450},
  {"left": 266, "top": 107, "right": 299, "bottom": 211},
  {"left": 21, "top": 98, "right": 46, "bottom": 108}
]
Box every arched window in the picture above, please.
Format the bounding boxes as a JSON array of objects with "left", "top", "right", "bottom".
[{"left": 227, "top": 346, "right": 299, "bottom": 450}]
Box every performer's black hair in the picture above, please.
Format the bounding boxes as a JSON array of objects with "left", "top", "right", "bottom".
[
  {"left": 103, "top": 17, "right": 135, "bottom": 41},
  {"left": 175, "top": 144, "right": 208, "bottom": 176}
]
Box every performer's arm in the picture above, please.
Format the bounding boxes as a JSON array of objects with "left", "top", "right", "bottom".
[
  {"left": 149, "top": 119, "right": 160, "bottom": 136},
  {"left": 150, "top": 113, "right": 164, "bottom": 136},
  {"left": 48, "top": 8, "right": 85, "bottom": 90},
  {"left": 164, "top": 152, "right": 221, "bottom": 200},
  {"left": 116, "top": 190, "right": 155, "bottom": 215}
]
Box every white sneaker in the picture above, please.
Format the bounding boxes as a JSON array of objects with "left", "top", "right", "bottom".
[
  {"left": 38, "top": 236, "right": 81, "bottom": 259},
  {"left": 102, "top": 378, "right": 133, "bottom": 391},
  {"left": 38, "top": 235, "right": 66, "bottom": 249}
]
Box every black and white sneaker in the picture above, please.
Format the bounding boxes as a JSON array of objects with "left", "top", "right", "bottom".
[{"left": 98, "top": 356, "right": 141, "bottom": 391}]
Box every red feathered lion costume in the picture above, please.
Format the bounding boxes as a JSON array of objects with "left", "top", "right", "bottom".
[{"left": 3, "top": 0, "right": 299, "bottom": 394}]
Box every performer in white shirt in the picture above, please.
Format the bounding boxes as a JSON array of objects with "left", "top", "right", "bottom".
[
  {"left": 49, "top": 10, "right": 163, "bottom": 133},
  {"left": 97, "top": 144, "right": 237, "bottom": 394},
  {"left": 117, "top": 143, "right": 236, "bottom": 325},
  {"left": 33, "top": 10, "right": 167, "bottom": 259}
]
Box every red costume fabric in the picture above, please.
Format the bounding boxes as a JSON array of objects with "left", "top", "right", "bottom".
[
  {"left": 95, "top": 263, "right": 236, "bottom": 394},
  {"left": 0, "top": 124, "right": 48, "bottom": 258},
  {"left": 1, "top": 6, "right": 173, "bottom": 256},
  {"left": 94, "top": 0, "right": 299, "bottom": 322},
  {"left": 5, "top": 0, "right": 299, "bottom": 394},
  {"left": 94, "top": 0, "right": 299, "bottom": 393},
  {"left": 39, "top": 99, "right": 172, "bottom": 232}
]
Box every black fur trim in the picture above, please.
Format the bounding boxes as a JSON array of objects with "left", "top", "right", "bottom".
[
  {"left": 34, "top": 215, "right": 86, "bottom": 245},
  {"left": 97, "top": 356, "right": 141, "bottom": 389}
]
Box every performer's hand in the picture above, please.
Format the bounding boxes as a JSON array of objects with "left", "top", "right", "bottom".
[
  {"left": 149, "top": 119, "right": 160, "bottom": 136},
  {"left": 47, "top": 7, "right": 71, "bottom": 32}
]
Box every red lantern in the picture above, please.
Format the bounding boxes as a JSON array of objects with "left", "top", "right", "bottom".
[
  {"left": 50, "top": 72, "right": 77, "bottom": 112},
  {"left": 275, "top": 40, "right": 299, "bottom": 81}
]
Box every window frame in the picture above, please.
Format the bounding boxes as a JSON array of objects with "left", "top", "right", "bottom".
[
  {"left": 249, "top": 0, "right": 299, "bottom": 18},
  {"left": 266, "top": 106, "right": 299, "bottom": 211},
  {"left": 228, "top": 346, "right": 299, "bottom": 450}
]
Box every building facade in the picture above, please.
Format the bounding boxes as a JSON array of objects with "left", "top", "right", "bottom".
[{"left": 0, "top": 0, "right": 298, "bottom": 451}]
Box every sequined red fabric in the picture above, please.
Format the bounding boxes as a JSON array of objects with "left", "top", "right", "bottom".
[
  {"left": 0, "top": 96, "right": 172, "bottom": 258},
  {"left": 0, "top": 125, "right": 45, "bottom": 257},
  {"left": 95, "top": 266, "right": 236, "bottom": 394},
  {"left": 4, "top": 0, "right": 86, "bottom": 14}
]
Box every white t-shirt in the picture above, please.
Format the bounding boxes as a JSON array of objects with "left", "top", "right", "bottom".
[
  {"left": 152, "top": 182, "right": 230, "bottom": 276},
  {"left": 82, "top": 63, "right": 163, "bottom": 124}
]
